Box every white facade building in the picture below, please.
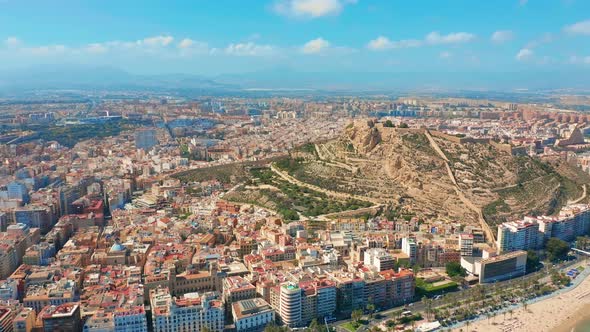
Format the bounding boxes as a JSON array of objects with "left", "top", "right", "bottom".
[
  {"left": 279, "top": 283, "right": 301, "bottom": 328},
  {"left": 150, "top": 287, "right": 224, "bottom": 332},
  {"left": 232, "top": 298, "right": 275, "bottom": 332},
  {"left": 363, "top": 248, "right": 395, "bottom": 272},
  {"left": 401, "top": 238, "right": 417, "bottom": 264}
]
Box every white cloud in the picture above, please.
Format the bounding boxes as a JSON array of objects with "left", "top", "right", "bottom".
[
  {"left": 516, "top": 48, "right": 533, "bottom": 61},
  {"left": 439, "top": 51, "right": 452, "bottom": 59},
  {"left": 569, "top": 55, "right": 590, "bottom": 64},
  {"left": 426, "top": 31, "right": 475, "bottom": 44},
  {"left": 491, "top": 30, "right": 514, "bottom": 44},
  {"left": 1, "top": 35, "right": 209, "bottom": 58},
  {"left": 367, "top": 36, "right": 422, "bottom": 50},
  {"left": 177, "top": 39, "right": 209, "bottom": 56},
  {"left": 273, "top": 0, "right": 356, "bottom": 18},
  {"left": 302, "top": 37, "right": 330, "bottom": 54},
  {"left": 4, "top": 37, "right": 21, "bottom": 48},
  {"left": 367, "top": 31, "right": 473, "bottom": 51},
  {"left": 525, "top": 32, "right": 554, "bottom": 49},
  {"left": 392, "top": 39, "right": 423, "bottom": 48},
  {"left": 24, "top": 45, "right": 68, "bottom": 56},
  {"left": 141, "top": 35, "right": 174, "bottom": 47},
  {"left": 178, "top": 38, "right": 194, "bottom": 49},
  {"left": 224, "top": 42, "right": 276, "bottom": 56},
  {"left": 84, "top": 43, "right": 108, "bottom": 54},
  {"left": 564, "top": 19, "right": 590, "bottom": 35},
  {"left": 367, "top": 36, "right": 392, "bottom": 50},
  {"left": 78, "top": 35, "right": 177, "bottom": 55}
]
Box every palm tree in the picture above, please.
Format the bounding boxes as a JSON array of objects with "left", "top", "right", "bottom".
[
  {"left": 367, "top": 303, "right": 376, "bottom": 319},
  {"left": 475, "top": 284, "right": 485, "bottom": 302},
  {"left": 309, "top": 319, "right": 320, "bottom": 332},
  {"left": 351, "top": 309, "right": 363, "bottom": 324},
  {"left": 424, "top": 298, "right": 434, "bottom": 321}
]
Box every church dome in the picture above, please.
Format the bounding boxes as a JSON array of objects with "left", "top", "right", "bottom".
[{"left": 110, "top": 241, "right": 126, "bottom": 252}]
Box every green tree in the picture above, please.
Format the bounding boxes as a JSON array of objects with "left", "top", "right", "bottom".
[
  {"left": 446, "top": 262, "right": 467, "bottom": 277},
  {"left": 546, "top": 238, "right": 570, "bottom": 262},
  {"left": 264, "top": 322, "right": 288, "bottom": 332},
  {"left": 423, "top": 298, "right": 434, "bottom": 321},
  {"left": 577, "top": 236, "right": 590, "bottom": 250},
  {"left": 308, "top": 318, "right": 321, "bottom": 332},
  {"left": 366, "top": 303, "right": 376, "bottom": 318},
  {"left": 526, "top": 250, "right": 541, "bottom": 273},
  {"left": 399, "top": 123, "right": 409, "bottom": 128},
  {"left": 351, "top": 309, "right": 363, "bottom": 323},
  {"left": 411, "top": 264, "right": 422, "bottom": 275},
  {"left": 383, "top": 120, "right": 395, "bottom": 128}
]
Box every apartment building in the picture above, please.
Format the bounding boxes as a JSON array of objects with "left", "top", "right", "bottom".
[
  {"left": 232, "top": 298, "right": 275, "bottom": 332},
  {"left": 150, "top": 287, "right": 224, "bottom": 332},
  {"left": 497, "top": 219, "right": 543, "bottom": 253},
  {"left": 459, "top": 234, "right": 474, "bottom": 257},
  {"left": 363, "top": 248, "right": 395, "bottom": 272},
  {"left": 278, "top": 283, "right": 302, "bottom": 328},
  {"left": 401, "top": 238, "right": 417, "bottom": 265},
  {"left": 38, "top": 302, "right": 81, "bottom": 332}
]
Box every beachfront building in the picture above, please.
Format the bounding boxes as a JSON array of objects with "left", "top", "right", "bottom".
[
  {"left": 497, "top": 219, "right": 542, "bottom": 253},
  {"left": 497, "top": 203, "right": 590, "bottom": 254},
  {"left": 478, "top": 250, "right": 527, "bottom": 283}
]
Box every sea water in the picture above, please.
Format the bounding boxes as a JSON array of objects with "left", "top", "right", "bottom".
[{"left": 574, "top": 319, "right": 590, "bottom": 332}]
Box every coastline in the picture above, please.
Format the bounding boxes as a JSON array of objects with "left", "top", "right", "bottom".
[
  {"left": 552, "top": 304, "right": 590, "bottom": 332},
  {"left": 451, "top": 262, "right": 590, "bottom": 332}
]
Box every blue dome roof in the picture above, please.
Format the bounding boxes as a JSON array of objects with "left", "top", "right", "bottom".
[{"left": 111, "top": 243, "right": 126, "bottom": 252}]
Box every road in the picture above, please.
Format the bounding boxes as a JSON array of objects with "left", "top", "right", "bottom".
[{"left": 330, "top": 256, "right": 586, "bottom": 330}]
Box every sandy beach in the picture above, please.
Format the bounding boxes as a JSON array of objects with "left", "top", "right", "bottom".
[
  {"left": 552, "top": 304, "right": 590, "bottom": 332},
  {"left": 452, "top": 266, "right": 590, "bottom": 332}
]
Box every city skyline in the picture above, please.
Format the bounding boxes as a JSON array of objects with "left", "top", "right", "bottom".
[
  {"left": 1, "top": 1, "right": 590, "bottom": 90},
  {"left": 2, "top": 2, "right": 590, "bottom": 332}
]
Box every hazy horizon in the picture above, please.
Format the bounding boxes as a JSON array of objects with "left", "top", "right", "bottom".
[{"left": 1, "top": 1, "right": 590, "bottom": 91}]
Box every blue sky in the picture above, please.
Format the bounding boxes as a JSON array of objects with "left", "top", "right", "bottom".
[{"left": 1, "top": 0, "right": 590, "bottom": 77}]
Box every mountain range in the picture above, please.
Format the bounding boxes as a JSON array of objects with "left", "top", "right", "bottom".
[{"left": 1, "top": 64, "right": 590, "bottom": 94}]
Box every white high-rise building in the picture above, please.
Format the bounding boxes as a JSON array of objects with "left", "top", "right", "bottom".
[
  {"left": 279, "top": 283, "right": 301, "bottom": 328},
  {"left": 401, "top": 238, "right": 417, "bottom": 264},
  {"left": 363, "top": 248, "right": 395, "bottom": 272},
  {"left": 496, "top": 219, "right": 542, "bottom": 254}
]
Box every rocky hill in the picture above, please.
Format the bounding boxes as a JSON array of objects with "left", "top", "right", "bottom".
[{"left": 275, "top": 120, "right": 590, "bottom": 242}]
